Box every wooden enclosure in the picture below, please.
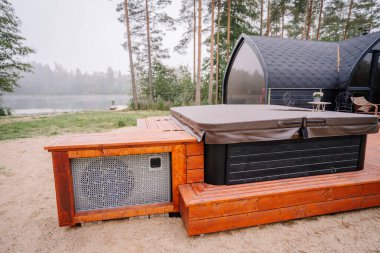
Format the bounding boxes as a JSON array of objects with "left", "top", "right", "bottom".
[
  {"left": 46, "top": 116, "right": 380, "bottom": 235},
  {"left": 45, "top": 117, "right": 202, "bottom": 226}
]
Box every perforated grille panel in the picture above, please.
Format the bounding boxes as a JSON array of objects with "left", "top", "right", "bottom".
[{"left": 71, "top": 153, "right": 171, "bottom": 212}]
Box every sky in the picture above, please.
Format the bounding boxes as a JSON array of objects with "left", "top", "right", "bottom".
[{"left": 12, "top": 0, "right": 193, "bottom": 74}]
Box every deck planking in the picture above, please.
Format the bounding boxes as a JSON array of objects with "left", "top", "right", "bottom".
[{"left": 179, "top": 131, "right": 380, "bottom": 236}]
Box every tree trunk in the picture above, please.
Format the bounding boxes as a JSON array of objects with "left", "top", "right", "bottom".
[
  {"left": 302, "top": 0, "right": 309, "bottom": 39},
  {"left": 195, "top": 0, "right": 202, "bottom": 105},
  {"left": 226, "top": 0, "right": 231, "bottom": 61},
  {"left": 145, "top": 0, "right": 153, "bottom": 101},
  {"left": 281, "top": 8, "right": 285, "bottom": 38},
  {"left": 344, "top": 0, "right": 354, "bottom": 40},
  {"left": 208, "top": 0, "right": 215, "bottom": 104},
  {"left": 123, "top": 0, "right": 138, "bottom": 110},
  {"left": 193, "top": 0, "right": 196, "bottom": 85},
  {"left": 316, "top": 0, "right": 323, "bottom": 41},
  {"left": 306, "top": 0, "right": 314, "bottom": 40},
  {"left": 260, "top": 0, "right": 264, "bottom": 36},
  {"left": 266, "top": 0, "right": 271, "bottom": 36},
  {"left": 215, "top": 0, "right": 221, "bottom": 104}
]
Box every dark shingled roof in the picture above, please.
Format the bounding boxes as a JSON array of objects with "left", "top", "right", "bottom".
[
  {"left": 234, "top": 31, "right": 380, "bottom": 90},
  {"left": 339, "top": 32, "right": 380, "bottom": 87},
  {"left": 248, "top": 36, "right": 338, "bottom": 89}
]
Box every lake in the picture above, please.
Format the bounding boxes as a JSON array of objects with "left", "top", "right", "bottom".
[{"left": 1, "top": 94, "right": 131, "bottom": 115}]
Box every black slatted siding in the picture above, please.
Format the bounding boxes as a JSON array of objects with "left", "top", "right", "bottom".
[{"left": 225, "top": 135, "right": 365, "bottom": 185}]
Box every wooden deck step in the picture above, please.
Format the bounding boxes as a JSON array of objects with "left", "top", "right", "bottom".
[{"left": 179, "top": 132, "right": 380, "bottom": 236}]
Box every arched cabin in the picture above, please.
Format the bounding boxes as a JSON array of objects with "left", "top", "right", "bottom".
[{"left": 223, "top": 32, "right": 380, "bottom": 108}]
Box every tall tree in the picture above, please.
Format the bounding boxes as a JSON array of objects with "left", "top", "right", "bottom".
[
  {"left": 196, "top": 0, "right": 202, "bottom": 105},
  {"left": 0, "top": 0, "right": 34, "bottom": 94},
  {"left": 123, "top": 0, "right": 138, "bottom": 110},
  {"left": 208, "top": 0, "right": 215, "bottom": 104},
  {"left": 343, "top": 0, "right": 354, "bottom": 39},
  {"left": 345, "top": 0, "right": 380, "bottom": 38},
  {"left": 226, "top": 0, "right": 231, "bottom": 60},
  {"left": 215, "top": 0, "right": 221, "bottom": 104},
  {"left": 306, "top": 0, "right": 314, "bottom": 39},
  {"left": 174, "top": 1, "right": 197, "bottom": 85},
  {"left": 260, "top": 0, "right": 264, "bottom": 35},
  {"left": 266, "top": 0, "right": 271, "bottom": 36},
  {"left": 316, "top": 0, "right": 324, "bottom": 40},
  {"left": 194, "top": 0, "right": 197, "bottom": 85},
  {"left": 320, "top": 0, "right": 346, "bottom": 41},
  {"left": 144, "top": 0, "right": 153, "bottom": 101}
]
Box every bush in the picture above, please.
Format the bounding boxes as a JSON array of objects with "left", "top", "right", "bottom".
[{"left": 0, "top": 106, "right": 11, "bottom": 116}]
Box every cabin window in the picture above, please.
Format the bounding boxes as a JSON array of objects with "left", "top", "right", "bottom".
[
  {"left": 351, "top": 53, "right": 372, "bottom": 87},
  {"left": 226, "top": 42, "right": 266, "bottom": 104}
]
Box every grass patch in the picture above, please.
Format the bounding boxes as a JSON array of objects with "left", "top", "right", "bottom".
[
  {"left": 0, "top": 166, "right": 13, "bottom": 177},
  {"left": 0, "top": 110, "right": 169, "bottom": 141}
]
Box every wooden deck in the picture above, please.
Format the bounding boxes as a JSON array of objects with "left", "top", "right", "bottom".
[{"left": 179, "top": 131, "right": 380, "bottom": 236}]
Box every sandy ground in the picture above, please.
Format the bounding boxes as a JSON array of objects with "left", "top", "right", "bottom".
[{"left": 0, "top": 136, "right": 379, "bottom": 253}]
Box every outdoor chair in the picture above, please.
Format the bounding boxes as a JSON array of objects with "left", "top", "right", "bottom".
[
  {"left": 335, "top": 92, "right": 353, "bottom": 113},
  {"left": 283, "top": 91, "right": 296, "bottom": 107},
  {"left": 351, "top": 96, "right": 379, "bottom": 116}
]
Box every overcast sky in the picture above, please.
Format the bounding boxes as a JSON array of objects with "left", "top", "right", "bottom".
[{"left": 12, "top": 0, "right": 193, "bottom": 74}]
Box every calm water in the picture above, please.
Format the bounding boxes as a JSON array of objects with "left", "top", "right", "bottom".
[{"left": 1, "top": 94, "right": 131, "bottom": 115}]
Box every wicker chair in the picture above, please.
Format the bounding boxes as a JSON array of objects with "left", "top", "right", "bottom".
[
  {"left": 335, "top": 92, "right": 353, "bottom": 112},
  {"left": 351, "top": 96, "right": 379, "bottom": 116},
  {"left": 283, "top": 92, "right": 296, "bottom": 107}
]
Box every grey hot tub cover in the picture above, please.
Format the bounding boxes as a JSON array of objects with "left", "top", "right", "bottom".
[{"left": 170, "top": 105, "right": 379, "bottom": 144}]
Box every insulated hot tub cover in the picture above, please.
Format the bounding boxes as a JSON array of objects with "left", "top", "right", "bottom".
[{"left": 170, "top": 105, "right": 379, "bottom": 144}]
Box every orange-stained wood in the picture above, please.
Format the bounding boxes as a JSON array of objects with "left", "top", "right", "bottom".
[
  {"left": 68, "top": 146, "right": 173, "bottom": 158},
  {"left": 179, "top": 131, "right": 380, "bottom": 235},
  {"left": 186, "top": 155, "right": 204, "bottom": 170},
  {"left": 187, "top": 169, "right": 204, "bottom": 184},
  {"left": 51, "top": 152, "right": 76, "bottom": 227},
  {"left": 74, "top": 202, "right": 174, "bottom": 223},
  {"left": 185, "top": 194, "right": 380, "bottom": 235},
  {"left": 45, "top": 131, "right": 196, "bottom": 151},
  {"left": 171, "top": 145, "right": 187, "bottom": 211},
  {"left": 186, "top": 143, "right": 204, "bottom": 156}
]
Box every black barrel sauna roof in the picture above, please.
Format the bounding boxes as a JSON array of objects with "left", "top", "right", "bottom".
[{"left": 224, "top": 31, "right": 380, "bottom": 90}]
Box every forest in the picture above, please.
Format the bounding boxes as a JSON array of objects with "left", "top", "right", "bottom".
[
  {"left": 120, "top": 0, "right": 380, "bottom": 110},
  {"left": 12, "top": 62, "right": 131, "bottom": 95}
]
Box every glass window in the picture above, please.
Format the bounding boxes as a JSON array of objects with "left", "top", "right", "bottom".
[
  {"left": 226, "top": 42, "right": 266, "bottom": 104},
  {"left": 350, "top": 53, "right": 372, "bottom": 87},
  {"left": 372, "top": 55, "right": 380, "bottom": 104}
]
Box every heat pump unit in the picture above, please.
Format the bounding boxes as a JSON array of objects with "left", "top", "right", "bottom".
[{"left": 71, "top": 153, "right": 171, "bottom": 212}]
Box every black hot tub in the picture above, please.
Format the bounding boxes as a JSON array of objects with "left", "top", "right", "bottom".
[{"left": 170, "top": 105, "right": 379, "bottom": 185}]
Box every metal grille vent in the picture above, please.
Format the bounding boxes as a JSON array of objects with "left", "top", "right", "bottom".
[{"left": 71, "top": 153, "right": 171, "bottom": 212}]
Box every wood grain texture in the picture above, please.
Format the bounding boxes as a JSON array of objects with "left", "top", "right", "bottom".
[
  {"left": 186, "top": 155, "right": 204, "bottom": 170},
  {"left": 187, "top": 169, "right": 204, "bottom": 183},
  {"left": 68, "top": 146, "right": 173, "bottom": 158},
  {"left": 74, "top": 202, "right": 174, "bottom": 223},
  {"left": 45, "top": 131, "right": 196, "bottom": 151},
  {"left": 171, "top": 145, "right": 187, "bottom": 211},
  {"left": 186, "top": 143, "right": 204, "bottom": 156},
  {"left": 51, "top": 152, "right": 76, "bottom": 226}
]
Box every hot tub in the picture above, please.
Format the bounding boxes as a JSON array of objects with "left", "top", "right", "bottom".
[{"left": 170, "top": 105, "right": 379, "bottom": 185}]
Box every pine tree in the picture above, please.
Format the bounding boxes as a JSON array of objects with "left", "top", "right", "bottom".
[
  {"left": 196, "top": 0, "right": 202, "bottom": 105},
  {"left": 122, "top": 0, "right": 138, "bottom": 110},
  {"left": 320, "top": 0, "right": 346, "bottom": 41},
  {"left": 0, "top": 0, "right": 34, "bottom": 94},
  {"left": 208, "top": 0, "right": 215, "bottom": 104}
]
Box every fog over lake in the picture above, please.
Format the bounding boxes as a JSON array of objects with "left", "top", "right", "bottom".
[{"left": 2, "top": 94, "right": 131, "bottom": 115}]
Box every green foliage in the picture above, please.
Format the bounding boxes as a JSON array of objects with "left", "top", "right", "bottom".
[
  {"left": 0, "top": 110, "right": 169, "bottom": 140},
  {"left": 0, "top": 0, "right": 34, "bottom": 94},
  {"left": 137, "top": 62, "right": 195, "bottom": 108}
]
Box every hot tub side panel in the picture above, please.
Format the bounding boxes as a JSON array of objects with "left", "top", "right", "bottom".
[{"left": 204, "top": 135, "right": 367, "bottom": 185}]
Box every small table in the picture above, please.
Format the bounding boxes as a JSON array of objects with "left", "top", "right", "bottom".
[{"left": 308, "top": 101, "right": 331, "bottom": 112}]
